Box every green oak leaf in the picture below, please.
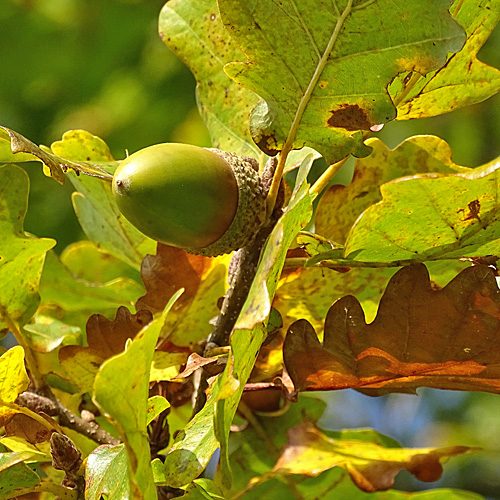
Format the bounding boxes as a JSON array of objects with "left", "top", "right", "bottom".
[
  {"left": 235, "top": 155, "right": 315, "bottom": 331},
  {"left": 59, "top": 348, "right": 104, "bottom": 395},
  {"left": 50, "top": 130, "right": 156, "bottom": 270},
  {"left": 216, "top": 155, "right": 315, "bottom": 488},
  {"left": 219, "top": 0, "right": 465, "bottom": 164},
  {"left": 161, "top": 394, "right": 218, "bottom": 487},
  {"left": 93, "top": 290, "right": 182, "bottom": 500},
  {"left": 159, "top": 0, "right": 319, "bottom": 168},
  {"left": 22, "top": 315, "right": 81, "bottom": 353},
  {"left": 344, "top": 155, "right": 500, "bottom": 263},
  {"left": 60, "top": 240, "right": 141, "bottom": 284},
  {"left": 85, "top": 444, "right": 132, "bottom": 500},
  {"left": 159, "top": 0, "right": 261, "bottom": 157},
  {"left": 0, "top": 165, "right": 55, "bottom": 334},
  {"left": 162, "top": 155, "right": 315, "bottom": 488},
  {"left": 394, "top": 0, "right": 500, "bottom": 120},
  {"left": 40, "top": 251, "right": 143, "bottom": 319},
  {"left": 315, "top": 136, "right": 466, "bottom": 245},
  {"left": 0, "top": 452, "right": 40, "bottom": 499}
]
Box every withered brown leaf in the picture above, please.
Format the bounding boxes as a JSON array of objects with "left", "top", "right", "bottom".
[
  {"left": 284, "top": 264, "right": 500, "bottom": 396},
  {"left": 136, "top": 243, "right": 210, "bottom": 314}
]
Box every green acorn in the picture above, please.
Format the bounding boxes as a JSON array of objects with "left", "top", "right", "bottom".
[{"left": 112, "top": 143, "right": 267, "bottom": 256}]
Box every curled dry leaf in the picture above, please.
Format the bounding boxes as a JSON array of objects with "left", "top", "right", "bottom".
[
  {"left": 273, "top": 422, "right": 476, "bottom": 492},
  {"left": 175, "top": 352, "right": 225, "bottom": 380},
  {"left": 284, "top": 264, "right": 500, "bottom": 396}
]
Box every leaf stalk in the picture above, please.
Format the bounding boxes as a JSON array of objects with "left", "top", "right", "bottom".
[{"left": 310, "top": 156, "right": 350, "bottom": 196}]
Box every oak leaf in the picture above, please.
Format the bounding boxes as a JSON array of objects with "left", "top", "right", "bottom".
[
  {"left": 137, "top": 244, "right": 227, "bottom": 347},
  {"left": 59, "top": 307, "right": 153, "bottom": 393},
  {"left": 284, "top": 264, "right": 500, "bottom": 396},
  {"left": 273, "top": 423, "right": 476, "bottom": 492},
  {"left": 136, "top": 244, "right": 209, "bottom": 314}
]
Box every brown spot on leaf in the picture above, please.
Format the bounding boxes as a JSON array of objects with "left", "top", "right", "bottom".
[
  {"left": 327, "top": 104, "right": 371, "bottom": 131},
  {"left": 458, "top": 199, "right": 481, "bottom": 222},
  {"left": 466, "top": 199, "right": 481, "bottom": 221}
]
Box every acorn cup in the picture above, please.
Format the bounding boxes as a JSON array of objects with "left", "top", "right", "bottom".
[{"left": 112, "top": 143, "right": 267, "bottom": 256}]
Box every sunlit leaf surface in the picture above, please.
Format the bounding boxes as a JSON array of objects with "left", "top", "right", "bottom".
[
  {"left": 0, "top": 347, "right": 29, "bottom": 426},
  {"left": 344, "top": 157, "right": 500, "bottom": 263}
]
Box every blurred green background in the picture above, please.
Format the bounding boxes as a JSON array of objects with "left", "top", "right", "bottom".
[{"left": 1, "top": 0, "right": 500, "bottom": 497}]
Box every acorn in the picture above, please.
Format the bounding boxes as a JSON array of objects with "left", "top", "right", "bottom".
[{"left": 112, "top": 143, "right": 267, "bottom": 256}]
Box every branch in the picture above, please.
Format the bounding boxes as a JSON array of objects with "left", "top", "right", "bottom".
[{"left": 18, "top": 391, "right": 120, "bottom": 446}]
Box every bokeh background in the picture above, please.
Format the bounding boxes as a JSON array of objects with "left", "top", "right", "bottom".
[{"left": 1, "top": 0, "right": 500, "bottom": 497}]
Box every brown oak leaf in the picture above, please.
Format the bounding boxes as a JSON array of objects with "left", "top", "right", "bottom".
[
  {"left": 136, "top": 243, "right": 210, "bottom": 314},
  {"left": 284, "top": 264, "right": 500, "bottom": 396},
  {"left": 5, "top": 414, "right": 52, "bottom": 444}
]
